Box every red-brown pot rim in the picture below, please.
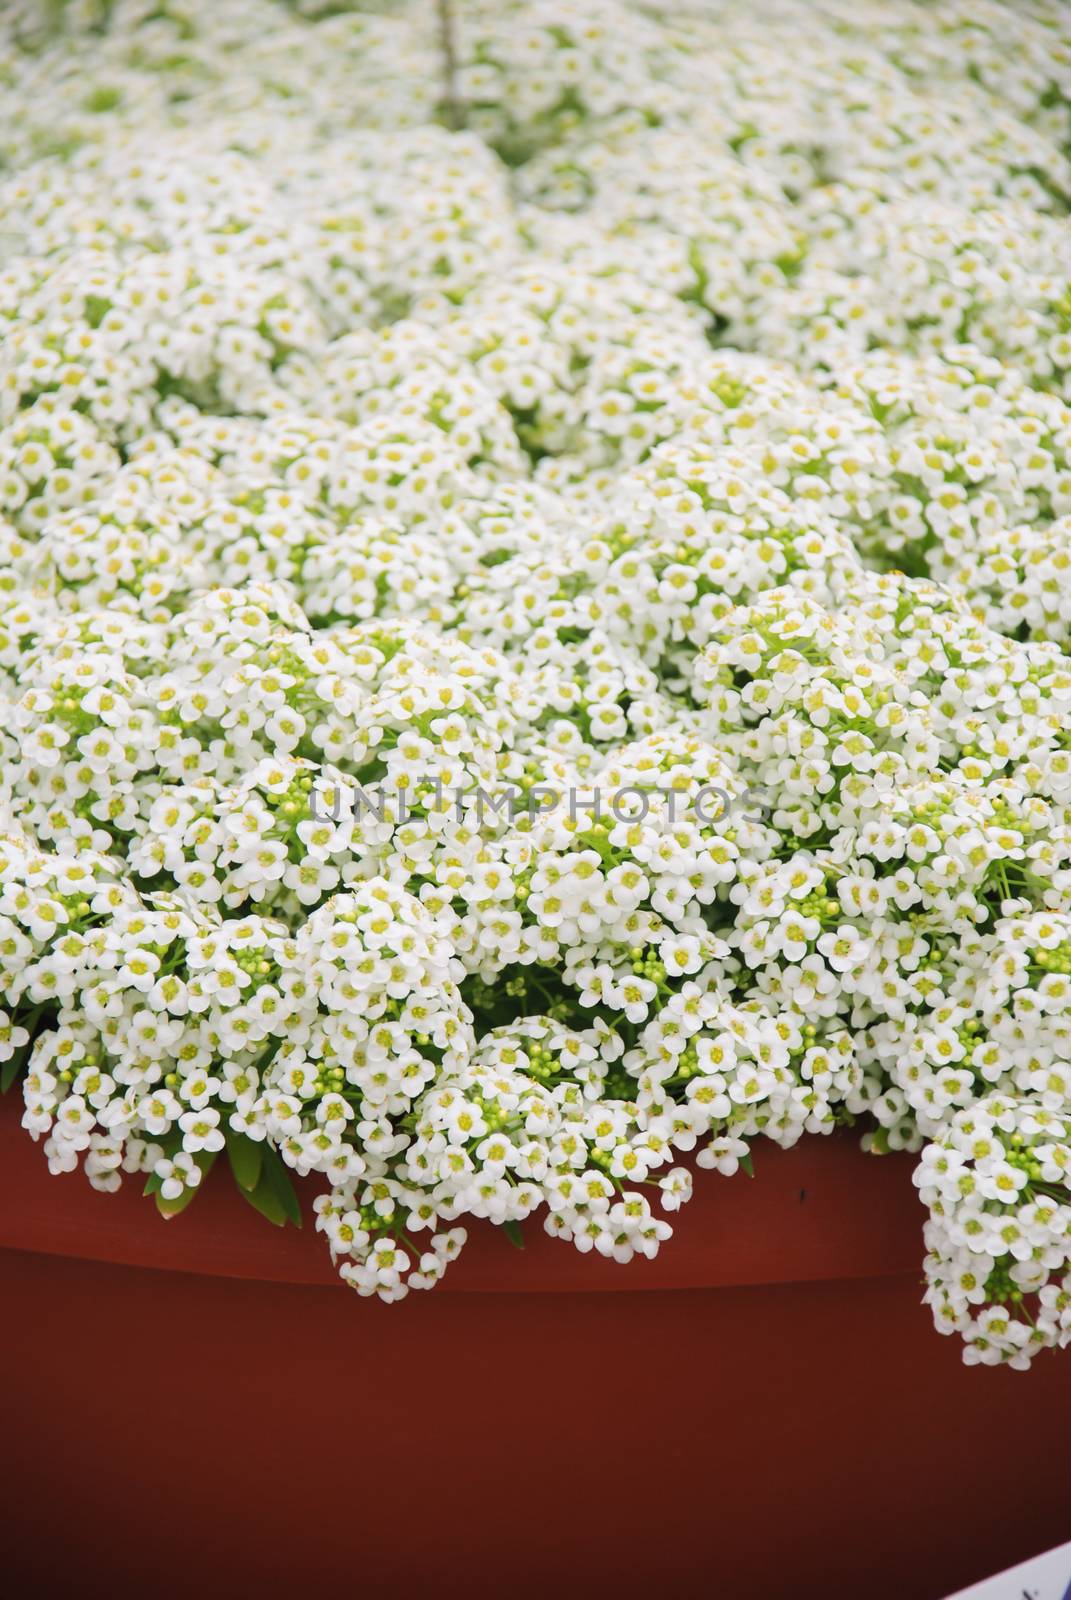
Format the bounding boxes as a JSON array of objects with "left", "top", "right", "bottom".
[{"left": 0, "top": 1096, "right": 923, "bottom": 1292}]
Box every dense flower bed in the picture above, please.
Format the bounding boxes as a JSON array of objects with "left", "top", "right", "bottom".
[{"left": 1, "top": 0, "right": 1071, "bottom": 1366}]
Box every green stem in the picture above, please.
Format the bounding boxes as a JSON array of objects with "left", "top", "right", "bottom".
[{"left": 436, "top": 0, "right": 465, "bottom": 131}]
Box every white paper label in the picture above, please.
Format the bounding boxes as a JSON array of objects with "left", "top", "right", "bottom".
[{"left": 945, "top": 1542, "right": 1071, "bottom": 1600}]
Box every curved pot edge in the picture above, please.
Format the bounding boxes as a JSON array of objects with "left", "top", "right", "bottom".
[{"left": 0, "top": 1236, "right": 924, "bottom": 1295}]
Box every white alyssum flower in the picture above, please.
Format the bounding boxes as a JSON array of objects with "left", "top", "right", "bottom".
[{"left": 1, "top": 0, "right": 1070, "bottom": 1361}]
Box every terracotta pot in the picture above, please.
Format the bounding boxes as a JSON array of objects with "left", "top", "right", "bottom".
[{"left": 2, "top": 1096, "right": 1068, "bottom": 1599}]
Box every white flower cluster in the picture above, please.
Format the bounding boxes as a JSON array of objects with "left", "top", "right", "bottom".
[
  {"left": 916, "top": 1095, "right": 1071, "bottom": 1368},
  {"left": 1, "top": 0, "right": 1070, "bottom": 1363}
]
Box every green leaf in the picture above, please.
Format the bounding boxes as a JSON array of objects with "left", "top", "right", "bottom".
[
  {"left": 502, "top": 1219, "right": 525, "bottom": 1250},
  {"left": 239, "top": 1178, "right": 289, "bottom": 1227},
  {"left": 740, "top": 1151, "right": 755, "bottom": 1178},
  {"left": 239, "top": 1145, "right": 302, "bottom": 1229},
  {"left": 156, "top": 1183, "right": 201, "bottom": 1219},
  {"left": 262, "top": 1146, "right": 302, "bottom": 1226},
  {"left": 1, "top": 1048, "right": 28, "bottom": 1094},
  {"left": 226, "top": 1131, "right": 263, "bottom": 1193}
]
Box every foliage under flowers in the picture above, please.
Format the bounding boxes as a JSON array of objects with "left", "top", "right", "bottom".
[{"left": 0, "top": 0, "right": 1070, "bottom": 1365}]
